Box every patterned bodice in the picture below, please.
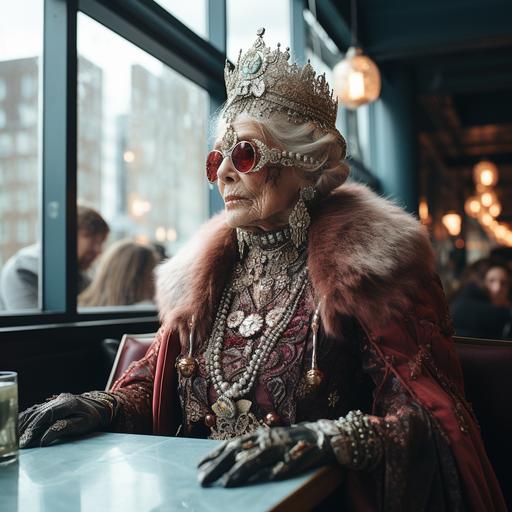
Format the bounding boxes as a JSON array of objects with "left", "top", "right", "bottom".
[{"left": 177, "top": 282, "right": 367, "bottom": 440}]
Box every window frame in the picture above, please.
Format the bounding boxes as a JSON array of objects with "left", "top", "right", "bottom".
[
  {"left": 1, "top": 0, "right": 228, "bottom": 328},
  {"left": 0, "top": 0, "right": 321, "bottom": 329}
]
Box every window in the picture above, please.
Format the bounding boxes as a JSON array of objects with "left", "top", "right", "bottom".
[
  {"left": 76, "top": 13, "right": 209, "bottom": 309},
  {"left": 18, "top": 104, "right": 38, "bottom": 127},
  {"left": 0, "top": 1, "right": 42, "bottom": 313},
  {"left": 227, "top": 0, "right": 290, "bottom": 62},
  {"left": 16, "top": 131, "right": 32, "bottom": 154},
  {"left": 153, "top": 0, "right": 207, "bottom": 38},
  {"left": 21, "top": 74, "right": 37, "bottom": 99}
]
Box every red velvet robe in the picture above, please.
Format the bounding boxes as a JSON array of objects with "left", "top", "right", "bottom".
[{"left": 111, "top": 183, "right": 506, "bottom": 511}]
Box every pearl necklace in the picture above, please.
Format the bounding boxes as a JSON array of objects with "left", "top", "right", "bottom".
[{"left": 206, "top": 265, "right": 308, "bottom": 420}]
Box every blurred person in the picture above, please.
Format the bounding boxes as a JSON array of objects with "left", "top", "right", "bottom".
[
  {"left": 0, "top": 204, "right": 109, "bottom": 311},
  {"left": 78, "top": 239, "right": 158, "bottom": 307},
  {"left": 485, "top": 263, "right": 511, "bottom": 307},
  {"left": 451, "top": 258, "right": 512, "bottom": 339}
]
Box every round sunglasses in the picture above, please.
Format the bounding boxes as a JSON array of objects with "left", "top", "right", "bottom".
[
  {"left": 206, "top": 138, "right": 322, "bottom": 184},
  {"left": 206, "top": 140, "right": 263, "bottom": 183}
]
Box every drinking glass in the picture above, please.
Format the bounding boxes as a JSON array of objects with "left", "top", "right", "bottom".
[{"left": 0, "top": 372, "right": 18, "bottom": 465}]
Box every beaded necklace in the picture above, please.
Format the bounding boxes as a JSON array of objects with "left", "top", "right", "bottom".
[{"left": 205, "top": 226, "right": 308, "bottom": 420}]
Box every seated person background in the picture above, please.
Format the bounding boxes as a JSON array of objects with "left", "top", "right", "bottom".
[
  {"left": 450, "top": 257, "right": 512, "bottom": 339},
  {"left": 0, "top": 204, "right": 109, "bottom": 311},
  {"left": 78, "top": 239, "right": 159, "bottom": 307}
]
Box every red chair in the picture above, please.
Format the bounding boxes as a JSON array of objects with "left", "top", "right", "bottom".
[
  {"left": 453, "top": 335, "right": 512, "bottom": 507},
  {"left": 105, "top": 332, "right": 155, "bottom": 391}
]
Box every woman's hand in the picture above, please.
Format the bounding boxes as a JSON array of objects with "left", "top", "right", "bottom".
[
  {"left": 197, "top": 422, "right": 337, "bottom": 487},
  {"left": 18, "top": 391, "right": 118, "bottom": 448}
]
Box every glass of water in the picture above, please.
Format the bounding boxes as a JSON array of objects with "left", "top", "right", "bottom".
[{"left": 0, "top": 372, "right": 18, "bottom": 465}]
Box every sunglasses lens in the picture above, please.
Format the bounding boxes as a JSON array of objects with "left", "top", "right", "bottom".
[
  {"left": 206, "top": 151, "right": 223, "bottom": 183},
  {"left": 231, "top": 141, "right": 256, "bottom": 173}
]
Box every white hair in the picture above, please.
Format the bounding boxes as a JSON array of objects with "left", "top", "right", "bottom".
[{"left": 213, "top": 112, "right": 349, "bottom": 197}]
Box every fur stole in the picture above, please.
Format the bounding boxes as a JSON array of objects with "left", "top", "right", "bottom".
[{"left": 155, "top": 182, "right": 435, "bottom": 339}]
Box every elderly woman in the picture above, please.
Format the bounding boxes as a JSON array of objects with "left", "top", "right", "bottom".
[{"left": 18, "top": 30, "right": 505, "bottom": 510}]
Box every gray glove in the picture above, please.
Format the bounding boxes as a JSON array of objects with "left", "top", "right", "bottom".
[
  {"left": 198, "top": 411, "right": 382, "bottom": 487},
  {"left": 18, "top": 391, "right": 118, "bottom": 448}
]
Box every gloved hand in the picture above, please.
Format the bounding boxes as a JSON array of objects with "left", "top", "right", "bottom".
[
  {"left": 18, "top": 391, "right": 118, "bottom": 448},
  {"left": 197, "top": 420, "right": 338, "bottom": 487}
]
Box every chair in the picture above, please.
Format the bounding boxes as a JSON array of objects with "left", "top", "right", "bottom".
[
  {"left": 105, "top": 332, "right": 156, "bottom": 391},
  {"left": 453, "top": 335, "right": 512, "bottom": 507}
]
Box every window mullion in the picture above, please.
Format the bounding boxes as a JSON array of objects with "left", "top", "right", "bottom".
[{"left": 42, "top": 0, "right": 78, "bottom": 315}]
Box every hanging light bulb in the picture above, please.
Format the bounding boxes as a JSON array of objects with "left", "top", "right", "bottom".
[
  {"left": 495, "top": 224, "right": 508, "bottom": 240},
  {"left": 332, "top": 0, "right": 381, "bottom": 109},
  {"left": 442, "top": 212, "right": 462, "bottom": 236},
  {"left": 419, "top": 197, "right": 430, "bottom": 223},
  {"left": 480, "top": 190, "right": 498, "bottom": 208},
  {"left": 489, "top": 202, "right": 502, "bottom": 218},
  {"left": 473, "top": 160, "right": 499, "bottom": 188},
  {"left": 464, "top": 196, "right": 481, "bottom": 218},
  {"left": 333, "top": 47, "right": 381, "bottom": 109},
  {"left": 480, "top": 212, "right": 494, "bottom": 227}
]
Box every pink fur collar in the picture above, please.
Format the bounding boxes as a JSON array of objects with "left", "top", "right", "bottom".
[{"left": 155, "top": 182, "right": 434, "bottom": 338}]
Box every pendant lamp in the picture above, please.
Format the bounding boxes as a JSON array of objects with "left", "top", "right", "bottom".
[{"left": 333, "top": 0, "right": 381, "bottom": 109}]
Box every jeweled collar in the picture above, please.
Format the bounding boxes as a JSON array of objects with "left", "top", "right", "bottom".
[{"left": 236, "top": 226, "right": 293, "bottom": 251}]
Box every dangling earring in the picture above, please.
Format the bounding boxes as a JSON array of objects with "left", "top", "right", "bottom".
[
  {"left": 289, "top": 185, "right": 316, "bottom": 248},
  {"left": 306, "top": 300, "right": 324, "bottom": 387},
  {"left": 176, "top": 316, "right": 198, "bottom": 378}
]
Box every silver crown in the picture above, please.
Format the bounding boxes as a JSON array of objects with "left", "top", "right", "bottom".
[{"left": 223, "top": 28, "right": 338, "bottom": 130}]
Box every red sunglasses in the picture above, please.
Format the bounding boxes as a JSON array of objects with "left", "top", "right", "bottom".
[{"left": 206, "top": 140, "right": 261, "bottom": 183}]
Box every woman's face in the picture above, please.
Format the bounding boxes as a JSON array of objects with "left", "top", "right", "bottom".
[
  {"left": 214, "top": 120, "right": 308, "bottom": 231},
  {"left": 484, "top": 266, "right": 510, "bottom": 306}
]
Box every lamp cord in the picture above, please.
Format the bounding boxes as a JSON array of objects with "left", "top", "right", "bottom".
[{"left": 351, "top": 0, "right": 358, "bottom": 47}]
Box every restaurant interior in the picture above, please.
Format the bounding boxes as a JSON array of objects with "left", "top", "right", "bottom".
[{"left": 1, "top": 0, "right": 512, "bottom": 510}]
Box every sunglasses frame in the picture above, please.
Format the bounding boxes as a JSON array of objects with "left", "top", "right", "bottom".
[{"left": 206, "top": 129, "right": 322, "bottom": 184}]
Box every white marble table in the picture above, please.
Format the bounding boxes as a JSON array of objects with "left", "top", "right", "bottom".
[{"left": 0, "top": 433, "right": 344, "bottom": 512}]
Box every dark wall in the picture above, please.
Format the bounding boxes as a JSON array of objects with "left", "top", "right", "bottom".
[{"left": 1, "top": 318, "right": 159, "bottom": 410}]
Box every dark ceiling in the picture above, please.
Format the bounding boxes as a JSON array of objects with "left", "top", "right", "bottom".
[{"left": 317, "top": 0, "right": 512, "bottom": 225}]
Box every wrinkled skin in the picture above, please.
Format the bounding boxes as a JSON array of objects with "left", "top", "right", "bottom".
[
  {"left": 198, "top": 424, "right": 335, "bottom": 487},
  {"left": 18, "top": 392, "right": 115, "bottom": 448},
  {"left": 215, "top": 117, "right": 310, "bottom": 231}
]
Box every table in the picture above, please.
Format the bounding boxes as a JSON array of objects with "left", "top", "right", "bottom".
[{"left": 0, "top": 433, "right": 344, "bottom": 512}]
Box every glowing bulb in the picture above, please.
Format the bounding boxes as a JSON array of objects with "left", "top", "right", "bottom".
[
  {"left": 464, "top": 196, "right": 481, "bottom": 217},
  {"left": 473, "top": 160, "right": 498, "bottom": 188},
  {"left": 124, "top": 150, "right": 135, "bottom": 163},
  {"left": 442, "top": 212, "right": 461, "bottom": 236},
  {"left": 131, "top": 198, "right": 151, "bottom": 217},
  {"left": 489, "top": 203, "right": 502, "bottom": 218},
  {"left": 495, "top": 225, "right": 507, "bottom": 240},
  {"left": 155, "top": 227, "right": 166, "bottom": 242},
  {"left": 481, "top": 213, "right": 493, "bottom": 226},
  {"left": 333, "top": 47, "right": 381, "bottom": 109},
  {"left": 480, "top": 191, "right": 497, "bottom": 208},
  {"left": 348, "top": 71, "right": 365, "bottom": 100}
]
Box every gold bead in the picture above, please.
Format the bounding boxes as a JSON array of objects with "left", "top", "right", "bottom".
[
  {"left": 264, "top": 411, "right": 281, "bottom": 427},
  {"left": 306, "top": 368, "right": 324, "bottom": 387},
  {"left": 177, "top": 356, "right": 197, "bottom": 378},
  {"left": 204, "top": 414, "right": 216, "bottom": 428}
]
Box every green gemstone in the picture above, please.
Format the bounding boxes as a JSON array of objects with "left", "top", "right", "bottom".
[{"left": 242, "top": 53, "right": 262, "bottom": 76}]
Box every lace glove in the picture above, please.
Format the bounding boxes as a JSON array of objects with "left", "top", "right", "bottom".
[
  {"left": 18, "top": 391, "right": 119, "bottom": 448},
  {"left": 198, "top": 410, "right": 383, "bottom": 487}
]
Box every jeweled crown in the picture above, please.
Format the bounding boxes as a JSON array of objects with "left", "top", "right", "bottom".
[{"left": 223, "top": 28, "right": 338, "bottom": 130}]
